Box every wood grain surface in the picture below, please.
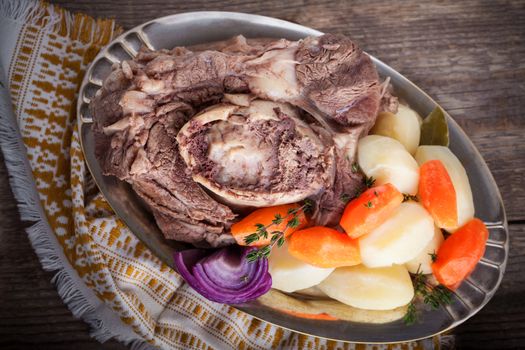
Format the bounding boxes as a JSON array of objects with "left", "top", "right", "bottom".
[{"left": 1, "top": 0, "right": 524, "bottom": 349}]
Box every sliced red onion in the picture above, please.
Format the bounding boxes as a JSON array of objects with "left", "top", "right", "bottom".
[{"left": 173, "top": 246, "right": 272, "bottom": 304}]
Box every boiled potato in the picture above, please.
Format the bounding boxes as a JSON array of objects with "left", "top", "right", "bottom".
[
  {"left": 359, "top": 202, "right": 434, "bottom": 267},
  {"left": 415, "top": 146, "right": 474, "bottom": 231},
  {"left": 358, "top": 135, "right": 419, "bottom": 195},
  {"left": 405, "top": 226, "right": 444, "bottom": 274},
  {"left": 258, "top": 289, "right": 407, "bottom": 323},
  {"left": 398, "top": 103, "right": 423, "bottom": 126},
  {"left": 371, "top": 105, "right": 421, "bottom": 154},
  {"left": 268, "top": 242, "right": 334, "bottom": 293},
  {"left": 318, "top": 264, "right": 414, "bottom": 310}
]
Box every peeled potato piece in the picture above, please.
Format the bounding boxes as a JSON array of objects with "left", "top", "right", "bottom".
[
  {"left": 371, "top": 104, "right": 421, "bottom": 155},
  {"left": 359, "top": 202, "right": 435, "bottom": 268},
  {"left": 415, "top": 146, "right": 474, "bottom": 231},
  {"left": 358, "top": 135, "right": 419, "bottom": 195},
  {"left": 405, "top": 226, "right": 445, "bottom": 274},
  {"left": 399, "top": 103, "right": 424, "bottom": 126},
  {"left": 318, "top": 264, "right": 414, "bottom": 310},
  {"left": 268, "top": 242, "right": 334, "bottom": 293},
  {"left": 257, "top": 289, "right": 408, "bottom": 323}
]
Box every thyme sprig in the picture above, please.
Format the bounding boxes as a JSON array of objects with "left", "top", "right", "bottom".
[
  {"left": 364, "top": 175, "right": 376, "bottom": 188},
  {"left": 245, "top": 199, "right": 313, "bottom": 262},
  {"left": 340, "top": 193, "right": 352, "bottom": 204},
  {"left": 403, "top": 267, "right": 452, "bottom": 325},
  {"left": 403, "top": 193, "right": 419, "bottom": 202},
  {"left": 403, "top": 302, "right": 418, "bottom": 325}
]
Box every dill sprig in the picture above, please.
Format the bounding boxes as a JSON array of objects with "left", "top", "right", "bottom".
[
  {"left": 404, "top": 267, "right": 452, "bottom": 325},
  {"left": 245, "top": 199, "right": 313, "bottom": 262}
]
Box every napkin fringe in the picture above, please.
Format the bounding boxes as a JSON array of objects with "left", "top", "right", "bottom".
[
  {"left": 0, "top": 0, "right": 117, "bottom": 46},
  {"left": 0, "top": 61, "right": 148, "bottom": 349}
]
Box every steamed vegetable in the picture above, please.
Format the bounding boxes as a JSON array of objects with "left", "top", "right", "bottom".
[
  {"left": 279, "top": 309, "right": 338, "bottom": 320},
  {"left": 288, "top": 226, "right": 361, "bottom": 268},
  {"left": 173, "top": 246, "right": 271, "bottom": 303},
  {"left": 415, "top": 146, "right": 474, "bottom": 230},
  {"left": 420, "top": 106, "right": 449, "bottom": 146},
  {"left": 370, "top": 106, "right": 421, "bottom": 154},
  {"left": 258, "top": 289, "right": 408, "bottom": 323},
  {"left": 359, "top": 202, "right": 434, "bottom": 267},
  {"left": 419, "top": 160, "right": 458, "bottom": 230},
  {"left": 432, "top": 218, "right": 488, "bottom": 290},
  {"left": 318, "top": 264, "right": 414, "bottom": 310},
  {"left": 399, "top": 103, "right": 423, "bottom": 126},
  {"left": 231, "top": 204, "right": 308, "bottom": 247},
  {"left": 339, "top": 183, "right": 403, "bottom": 239},
  {"left": 268, "top": 242, "right": 334, "bottom": 293},
  {"left": 358, "top": 135, "right": 420, "bottom": 195},
  {"left": 405, "top": 226, "right": 444, "bottom": 274}
]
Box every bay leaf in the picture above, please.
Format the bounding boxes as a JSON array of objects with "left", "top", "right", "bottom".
[{"left": 420, "top": 106, "right": 449, "bottom": 146}]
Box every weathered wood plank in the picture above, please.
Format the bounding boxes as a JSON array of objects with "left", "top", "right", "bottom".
[{"left": 455, "top": 224, "right": 525, "bottom": 349}]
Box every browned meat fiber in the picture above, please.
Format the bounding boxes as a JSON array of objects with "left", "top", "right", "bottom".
[{"left": 91, "top": 34, "right": 390, "bottom": 247}]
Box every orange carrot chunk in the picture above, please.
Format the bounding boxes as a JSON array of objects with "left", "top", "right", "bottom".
[
  {"left": 231, "top": 204, "right": 307, "bottom": 247},
  {"left": 339, "top": 183, "right": 403, "bottom": 239},
  {"left": 432, "top": 218, "right": 489, "bottom": 290},
  {"left": 288, "top": 226, "right": 361, "bottom": 268},
  {"left": 279, "top": 308, "right": 338, "bottom": 321},
  {"left": 419, "top": 159, "right": 458, "bottom": 230}
]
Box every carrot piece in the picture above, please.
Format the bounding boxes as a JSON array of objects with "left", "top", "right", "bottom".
[
  {"left": 279, "top": 308, "right": 338, "bottom": 321},
  {"left": 288, "top": 226, "right": 361, "bottom": 268},
  {"left": 419, "top": 160, "right": 458, "bottom": 230},
  {"left": 432, "top": 218, "right": 489, "bottom": 290},
  {"left": 339, "top": 183, "right": 403, "bottom": 239},
  {"left": 231, "top": 204, "right": 307, "bottom": 246}
]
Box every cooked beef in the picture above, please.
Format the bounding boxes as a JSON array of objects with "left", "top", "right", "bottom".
[
  {"left": 93, "top": 97, "right": 236, "bottom": 247},
  {"left": 379, "top": 78, "right": 399, "bottom": 114},
  {"left": 91, "top": 34, "right": 382, "bottom": 246},
  {"left": 294, "top": 34, "right": 381, "bottom": 130},
  {"left": 177, "top": 100, "right": 335, "bottom": 208}
]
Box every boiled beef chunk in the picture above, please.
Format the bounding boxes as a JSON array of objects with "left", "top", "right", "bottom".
[
  {"left": 294, "top": 34, "right": 381, "bottom": 131},
  {"left": 91, "top": 33, "right": 382, "bottom": 246},
  {"left": 177, "top": 100, "right": 335, "bottom": 208},
  {"left": 93, "top": 97, "right": 236, "bottom": 247}
]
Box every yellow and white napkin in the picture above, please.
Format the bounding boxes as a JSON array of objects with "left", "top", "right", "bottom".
[{"left": 0, "top": 1, "right": 445, "bottom": 349}]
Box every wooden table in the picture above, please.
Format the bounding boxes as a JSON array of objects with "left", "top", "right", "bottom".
[{"left": 1, "top": 1, "right": 523, "bottom": 349}]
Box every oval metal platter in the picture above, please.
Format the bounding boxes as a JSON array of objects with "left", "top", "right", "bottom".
[{"left": 77, "top": 11, "right": 508, "bottom": 344}]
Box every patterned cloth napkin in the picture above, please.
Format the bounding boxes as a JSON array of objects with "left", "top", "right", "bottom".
[{"left": 0, "top": 1, "right": 447, "bottom": 349}]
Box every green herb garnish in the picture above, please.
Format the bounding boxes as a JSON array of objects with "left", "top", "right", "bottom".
[
  {"left": 340, "top": 193, "right": 352, "bottom": 203},
  {"left": 365, "top": 176, "right": 376, "bottom": 188},
  {"left": 403, "top": 301, "right": 418, "bottom": 325},
  {"left": 245, "top": 200, "right": 313, "bottom": 262},
  {"left": 403, "top": 193, "right": 419, "bottom": 202},
  {"left": 420, "top": 106, "right": 449, "bottom": 146},
  {"left": 404, "top": 267, "right": 452, "bottom": 325}
]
